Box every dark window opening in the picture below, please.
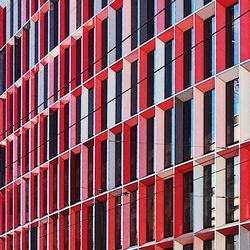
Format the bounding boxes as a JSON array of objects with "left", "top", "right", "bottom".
[
  {"left": 131, "top": 60, "right": 138, "bottom": 115},
  {"left": 115, "top": 196, "right": 122, "bottom": 249},
  {"left": 88, "top": 29, "right": 94, "bottom": 78},
  {"left": 130, "top": 190, "right": 137, "bottom": 246},
  {"left": 164, "top": 178, "right": 173, "bottom": 237},
  {"left": 0, "top": 49, "right": 6, "bottom": 95},
  {"left": 165, "top": 39, "right": 174, "bottom": 98},
  {"left": 147, "top": 51, "right": 154, "bottom": 107},
  {"left": 102, "top": 19, "right": 108, "bottom": 69},
  {"left": 14, "top": 36, "right": 22, "bottom": 81},
  {"left": 88, "top": 206, "right": 93, "bottom": 250},
  {"left": 184, "top": 29, "right": 193, "bottom": 88},
  {"left": 183, "top": 171, "right": 193, "bottom": 233},
  {"left": 76, "top": 0, "right": 82, "bottom": 28},
  {"left": 88, "top": 145, "right": 94, "bottom": 198},
  {"left": 130, "top": 125, "right": 137, "bottom": 181},
  {"left": 76, "top": 95, "right": 81, "bottom": 144},
  {"left": 101, "top": 140, "right": 107, "bottom": 191},
  {"left": 101, "top": 79, "right": 108, "bottom": 131},
  {"left": 50, "top": 0, "right": 59, "bottom": 50},
  {"left": 164, "top": 109, "right": 173, "bottom": 168},
  {"left": 88, "top": 88, "right": 94, "bottom": 138},
  {"left": 131, "top": 0, "right": 138, "bottom": 50},
  {"left": 71, "top": 153, "right": 81, "bottom": 204},
  {"left": 146, "top": 184, "right": 155, "bottom": 242},
  {"left": 64, "top": 103, "right": 69, "bottom": 151},
  {"left": 147, "top": 117, "right": 154, "bottom": 175},
  {"left": 116, "top": 70, "right": 122, "bottom": 123},
  {"left": 115, "top": 133, "right": 122, "bottom": 187},
  {"left": 49, "top": 110, "right": 58, "bottom": 159},
  {"left": 116, "top": 8, "right": 123, "bottom": 60},
  {"left": 76, "top": 38, "right": 82, "bottom": 86}
]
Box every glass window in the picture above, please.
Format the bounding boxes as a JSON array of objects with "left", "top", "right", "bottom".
[
  {"left": 101, "top": 79, "right": 108, "bottom": 131},
  {"left": 165, "top": 0, "right": 174, "bottom": 28},
  {"left": 50, "top": 0, "right": 59, "bottom": 50},
  {"left": 204, "top": 16, "right": 215, "bottom": 79},
  {"left": 102, "top": 18, "right": 108, "bottom": 69},
  {"left": 71, "top": 153, "right": 81, "bottom": 204},
  {"left": 226, "top": 79, "right": 239, "bottom": 146},
  {"left": 130, "top": 125, "right": 137, "bottom": 181},
  {"left": 116, "top": 7, "right": 123, "bottom": 60},
  {"left": 130, "top": 190, "right": 137, "bottom": 246},
  {"left": 64, "top": 159, "right": 69, "bottom": 206},
  {"left": 183, "top": 171, "right": 193, "bottom": 233},
  {"left": 31, "top": 227, "right": 38, "bottom": 250},
  {"left": 88, "top": 206, "right": 93, "bottom": 249},
  {"left": 76, "top": 0, "right": 82, "bottom": 28},
  {"left": 140, "top": 0, "right": 155, "bottom": 44},
  {"left": 226, "top": 3, "right": 239, "bottom": 68},
  {"left": 53, "top": 165, "right": 58, "bottom": 211},
  {"left": 203, "top": 164, "right": 215, "bottom": 228},
  {"left": 76, "top": 95, "right": 81, "bottom": 144},
  {"left": 146, "top": 184, "right": 155, "bottom": 242},
  {"left": 49, "top": 110, "right": 58, "bottom": 159},
  {"left": 226, "top": 156, "right": 239, "bottom": 223},
  {"left": 54, "top": 56, "right": 59, "bottom": 101},
  {"left": 164, "top": 109, "right": 174, "bottom": 168},
  {"left": 164, "top": 178, "right": 173, "bottom": 237},
  {"left": 184, "top": 28, "right": 194, "bottom": 88},
  {"left": 184, "top": 0, "right": 195, "bottom": 17},
  {"left": 131, "top": 60, "right": 138, "bottom": 116},
  {"left": 131, "top": 0, "right": 138, "bottom": 50},
  {"left": 35, "top": 21, "right": 39, "bottom": 64},
  {"left": 88, "top": 29, "right": 94, "bottom": 78},
  {"left": 204, "top": 89, "right": 215, "bottom": 153},
  {"left": 76, "top": 38, "right": 82, "bottom": 86},
  {"left": 115, "top": 133, "right": 122, "bottom": 187},
  {"left": 116, "top": 70, "right": 122, "bottom": 123},
  {"left": 226, "top": 235, "right": 239, "bottom": 250},
  {"left": 147, "top": 51, "right": 155, "bottom": 107},
  {"left": 204, "top": 239, "right": 215, "bottom": 250},
  {"left": 64, "top": 103, "right": 69, "bottom": 151},
  {"left": 64, "top": 48, "right": 70, "bottom": 94},
  {"left": 0, "top": 146, "right": 6, "bottom": 188},
  {"left": 88, "top": 145, "right": 94, "bottom": 198},
  {"left": 88, "top": 88, "right": 94, "bottom": 138},
  {"left": 183, "top": 99, "right": 194, "bottom": 161},
  {"left": 165, "top": 39, "right": 174, "bottom": 98},
  {"left": 115, "top": 196, "right": 122, "bottom": 249},
  {"left": 147, "top": 117, "right": 154, "bottom": 175},
  {"left": 101, "top": 140, "right": 107, "bottom": 191},
  {"left": 14, "top": 36, "right": 22, "bottom": 81},
  {"left": 95, "top": 201, "right": 107, "bottom": 249},
  {"left": 0, "top": 48, "right": 6, "bottom": 95},
  {"left": 183, "top": 244, "right": 193, "bottom": 250}
]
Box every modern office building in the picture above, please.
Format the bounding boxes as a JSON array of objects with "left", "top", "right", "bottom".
[{"left": 0, "top": 0, "right": 249, "bottom": 249}]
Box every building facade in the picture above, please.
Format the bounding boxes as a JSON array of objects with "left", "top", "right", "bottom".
[{"left": 0, "top": 0, "right": 250, "bottom": 249}]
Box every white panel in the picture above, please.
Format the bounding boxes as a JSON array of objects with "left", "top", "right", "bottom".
[
  {"left": 82, "top": 86, "right": 89, "bottom": 141},
  {"left": 108, "top": 68, "right": 116, "bottom": 128}
]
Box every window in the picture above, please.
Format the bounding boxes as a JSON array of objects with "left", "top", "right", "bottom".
[
  {"left": 130, "top": 125, "right": 137, "bottom": 181},
  {"left": 204, "top": 89, "right": 215, "bottom": 153},
  {"left": 131, "top": 0, "right": 138, "bottom": 50},
  {"left": 184, "top": 0, "right": 194, "bottom": 17},
  {"left": 76, "top": 0, "right": 82, "bottom": 28},
  {"left": 204, "top": 16, "right": 215, "bottom": 79},
  {"left": 88, "top": 206, "right": 93, "bottom": 250},
  {"left": 88, "top": 0, "right": 94, "bottom": 19},
  {"left": 131, "top": 60, "right": 138, "bottom": 116},
  {"left": 116, "top": 70, "right": 122, "bottom": 123},
  {"left": 34, "top": 175, "right": 38, "bottom": 219},
  {"left": 115, "top": 133, "right": 122, "bottom": 187},
  {"left": 76, "top": 95, "right": 81, "bottom": 144},
  {"left": 64, "top": 48, "right": 70, "bottom": 94},
  {"left": 34, "top": 72, "right": 39, "bottom": 116},
  {"left": 53, "top": 165, "right": 58, "bottom": 211},
  {"left": 147, "top": 51, "right": 155, "bottom": 107},
  {"left": 50, "top": 0, "right": 59, "bottom": 50},
  {"left": 147, "top": 117, "right": 154, "bottom": 175},
  {"left": 31, "top": 227, "right": 38, "bottom": 250},
  {"left": 164, "top": 109, "right": 174, "bottom": 168},
  {"left": 115, "top": 196, "right": 122, "bottom": 249},
  {"left": 165, "top": 0, "right": 174, "bottom": 28},
  {"left": 88, "top": 88, "right": 94, "bottom": 138},
  {"left": 164, "top": 178, "right": 173, "bottom": 237},
  {"left": 44, "top": 64, "right": 49, "bottom": 109},
  {"left": 226, "top": 156, "right": 239, "bottom": 223},
  {"left": 116, "top": 7, "right": 123, "bottom": 60},
  {"left": 88, "top": 145, "right": 94, "bottom": 198},
  {"left": 146, "top": 184, "right": 155, "bottom": 242},
  {"left": 17, "top": 87, "right": 22, "bottom": 128},
  {"left": 102, "top": 19, "right": 108, "bottom": 69},
  {"left": 203, "top": 164, "right": 215, "bottom": 228},
  {"left": 43, "top": 170, "right": 48, "bottom": 215},
  {"left": 0, "top": 49, "right": 6, "bottom": 95},
  {"left": 183, "top": 99, "right": 193, "bottom": 161},
  {"left": 101, "top": 79, "right": 108, "bottom": 131},
  {"left": 49, "top": 110, "right": 58, "bottom": 159},
  {"left": 183, "top": 244, "right": 193, "bottom": 250},
  {"left": 64, "top": 160, "right": 69, "bottom": 206},
  {"left": 76, "top": 38, "right": 82, "bottom": 86},
  {"left": 226, "top": 3, "right": 239, "bottom": 68},
  {"left": 140, "top": 0, "right": 155, "bottom": 44},
  {"left": 102, "top": 0, "right": 108, "bottom": 8},
  {"left": 64, "top": 0, "right": 69, "bottom": 38},
  {"left": 226, "top": 79, "right": 239, "bottom": 146},
  {"left": 54, "top": 56, "right": 59, "bottom": 101},
  {"left": 71, "top": 153, "right": 81, "bottom": 204},
  {"left": 44, "top": 12, "right": 49, "bottom": 56},
  {"left": 184, "top": 28, "right": 194, "bottom": 88},
  {"left": 64, "top": 103, "right": 69, "bottom": 150},
  {"left": 130, "top": 190, "right": 137, "bottom": 246},
  {"left": 35, "top": 21, "right": 39, "bottom": 64},
  {"left": 0, "top": 147, "right": 5, "bottom": 188},
  {"left": 18, "top": 0, "right": 21, "bottom": 29},
  {"left": 62, "top": 211, "right": 69, "bottom": 250},
  {"left": 204, "top": 239, "right": 215, "bottom": 250},
  {"left": 183, "top": 171, "right": 193, "bottom": 233},
  {"left": 204, "top": 0, "right": 212, "bottom": 5},
  {"left": 101, "top": 140, "right": 107, "bottom": 191},
  {"left": 165, "top": 39, "right": 174, "bottom": 98},
  {"left": 95, "top": 201, "right": 107, "bottom": 249},
  {"left": 226, "top": 235, "right": 239, "bottom": 250},
  {"left": 10, "top": 0, "right": 14, "bottom": 37},
  {"left": 14, "top": 36, "right": 21, "bottom": 81},
  {"left": 88, "top": 29, "right": 94, "bottom": 78}
]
